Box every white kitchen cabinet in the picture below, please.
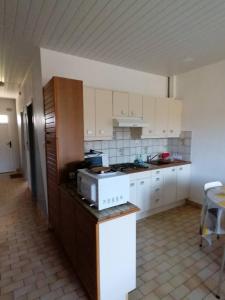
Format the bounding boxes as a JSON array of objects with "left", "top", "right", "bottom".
[
  {"left": 177, "top": 164, "right": 190, "bottom": 200},
  {"left": 83, "top": 87, "right": 96, "bottom": 139},
  {"left": 155, "top": 98, "right": 169, "bottom": 138},
  {"left": 168, "top": 99, "right": 182, "bottom": 137},
  {"left": 163, "top": 167, "right": 177, "bottom": 205},
  {"left": 129, "top": 93, "right": 142, "bottom": 118},
  {"left": 95, "top": 89, "right": 113, "bottom": 138},
  {"left": 83, "top": 87, "right": 113, "bottom": 140},
  {"left": 113, "top": 91, "right": 129, "bottom": 117},
  {"left": 136, "top": 177, "right": 151, "bottom": 212},
  {"left": 142, "top": 96, "right": 155, "bottom": 138}
]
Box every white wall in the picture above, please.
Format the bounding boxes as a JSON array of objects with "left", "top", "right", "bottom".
[
  {"left": 176, "top": 59, "right": 225, "bottom": 204},
  {"left": 40, "top": 48, "right": 168, "bottom": 97},
  {"left": 17, "top": 48, "right": 47, "bottom": 214}
]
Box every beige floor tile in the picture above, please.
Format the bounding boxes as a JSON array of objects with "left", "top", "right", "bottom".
[
  {"left": 170, "top": 284, "right": 190, "bottom": 300},
  {"left": 154, "top": 282, "right": 174, "bottom": 298}
]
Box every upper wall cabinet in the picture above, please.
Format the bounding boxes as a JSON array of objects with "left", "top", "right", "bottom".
[
  {"left": 83, "top": 87, "right": 113, "bottom": 141},
  {"left": 95, "top": 89, "right": 113, "bottom": 139},
  {"left": 155, "top": 98, "right": 169, "bottom": 138},
  {"left": 168, "top": 99, "right": 182, "bottom": 137},
  {"left": 113, "top": 91, "right": 129, "bottom": 117},
  {"left": 129, "top": 93, "right": 142, "bottom": 118},
  {"left": 142, "top": 96, "right": 155, "bottom": 138},
  {"left": 83, "top": 87, "right": 96, "bottom": 138}
]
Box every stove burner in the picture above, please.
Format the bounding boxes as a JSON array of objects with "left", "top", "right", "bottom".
[{"left": 111, "top": 163, "right": 148, "bottom": 172}]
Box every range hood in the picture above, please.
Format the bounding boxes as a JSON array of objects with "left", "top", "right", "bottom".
[{"left": 113, "top": 117, "right": 149, "bottom": 128}]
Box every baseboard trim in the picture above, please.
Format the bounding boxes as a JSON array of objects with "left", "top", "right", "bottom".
[{"left": 186, "top": 199, "right": 202, "bottom": 208}]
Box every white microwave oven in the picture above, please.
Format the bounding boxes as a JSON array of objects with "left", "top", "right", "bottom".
[{"left": 77, "top": 169, "right": 129, "bottom": 210}]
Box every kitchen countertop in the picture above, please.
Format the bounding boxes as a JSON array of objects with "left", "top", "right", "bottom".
[
  {"left": 60, "top": 183, "right": 140, "bottom": 223},
  {"left": 122, "top": 160, "right": 191, "bottom": 174}
]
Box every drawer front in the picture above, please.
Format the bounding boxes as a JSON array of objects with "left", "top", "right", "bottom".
[
  {"left": 152, "top": 169, "right": 162, "bottom": 177},
  {"left": 151, "top": 176, "right": 163, "bottom": 187},
  {"left": 151, "top": 197, "right": 163, "bottom": 209}
]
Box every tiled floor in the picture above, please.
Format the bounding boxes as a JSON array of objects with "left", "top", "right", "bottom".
[
  {"left": 131, "top": 206, "right": 225, "bottom": 300},
  {"left": 0, "top": 174, "right": 225, "bottom": 300},
  {"left": 0, "top": 174, "right": 88, "bottom": 300}
]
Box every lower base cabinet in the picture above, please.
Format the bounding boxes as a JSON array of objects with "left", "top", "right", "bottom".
[
  {"left": 59, "top": 187, "right": 137, "bottom": 300},
  {"left": 129, "top": 164, "right": 191, "bottom": 219}
]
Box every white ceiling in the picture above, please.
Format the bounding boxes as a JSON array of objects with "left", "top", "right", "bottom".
[{"left": 2, "top": 0, "right": 225, "bottom": 97}]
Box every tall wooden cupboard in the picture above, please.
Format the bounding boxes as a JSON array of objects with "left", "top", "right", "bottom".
[{"left": 43, "top": 76, "right": 84, "bottom": 231}]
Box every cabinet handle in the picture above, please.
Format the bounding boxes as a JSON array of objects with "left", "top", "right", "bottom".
[
  {"left": 99, "top": 129, "right": 104, "bottom": 134},
  {"left": 155, "top": 198, "right": 160, "bottom": 202},
  {"left": 172, "top": 168, "right": 175, "bottom": 172},
  {"left": 87, "top": 130, "right": 92, "bottom": 135},
  {"left": 155, "top": 188, "right": 160, "bottom": 192},
  {"left": 156, "top": 170, "right": 160, "bottom": 174},
  {"left": 179, "top": 167, "right": 183, "bottom": 170},
  {"left": 156, "top": 178, "right": 160, "bottom": 181},
  {"left": 140, "top": 181, "right": 144, "bottom": 185},
  {"left": 170, "top": 129, "right": 174, "bottom": 133},
  {"left": 149, "top": 129, "right": 152, "bottom": 133},
  {"left": 163, "top": 130, "right": 166, "bottom": 133},
  {"left": 130, "top": 183, "right": 135, "bottom": 187}
]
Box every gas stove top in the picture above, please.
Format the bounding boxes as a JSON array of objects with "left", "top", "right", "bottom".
[{"left": 110, "top": 162, "right": 149, "bottom": 172}]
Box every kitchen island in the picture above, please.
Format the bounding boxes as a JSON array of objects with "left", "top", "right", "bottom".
[{"left": 59, "top": 184, "right": 139, "bottom": 300}]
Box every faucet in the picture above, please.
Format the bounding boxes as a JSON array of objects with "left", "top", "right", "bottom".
[{"left": 147, "top": 153, "right": 160, "bottom": 163}]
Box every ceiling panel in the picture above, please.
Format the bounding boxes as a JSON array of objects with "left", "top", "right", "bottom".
[{"left": 2, "top": 0, "right": 225, "bottom": 98}]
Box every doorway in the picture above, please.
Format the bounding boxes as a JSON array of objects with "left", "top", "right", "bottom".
[
  {"left": 0, "top": 98, "right": 19, "bottom": 173},
  {"left": 26, "top": 103, "right": 36, "bottom": 198}
]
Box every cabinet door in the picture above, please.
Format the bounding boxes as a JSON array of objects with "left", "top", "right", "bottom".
[
  {"left": 59, "top": 189, "right": 76, "bottom": 267},
  {"left": 168, "top": 99, "right": 182, "bottom": 137},
  {"left": 129, "top": 93, "right": 142, "bottom": 117},
  {"left": 113, "top": 91, "right": 129, "bottom": 117},
  {"left": 137, "top": 177, "right": 151, "bottom": 212},
  {"left": 155, "top": 98, "right": 169, "bottom": 137},
  {"left": 96, "top": 89, "right": 113, "bottom": 138},
  {"left": 129, "top": 180, "right": 137, "bottom": 206},
  {"left": 142, "top": 96, "right": 155, "bottom": 137},
  {"left": 83, "top": 87, "right": 96, "bottom": 139},
  {"left": 163, "top": 167, "right": 177, "bottom": 204},
  {"left": 177, "top": 165, "right": 190, "bottom": 200}
]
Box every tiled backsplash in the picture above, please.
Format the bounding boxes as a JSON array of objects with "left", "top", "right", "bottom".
[
  {"left": 84, "top": 128, "right": 192, "bottom": 165},
  {"left": 167, "top": 131, "right": 192, "bottom": 161}
]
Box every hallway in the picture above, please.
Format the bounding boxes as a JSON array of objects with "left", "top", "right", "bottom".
[{"left": 0, "top": 174, "right": 87, "bottom": 300}]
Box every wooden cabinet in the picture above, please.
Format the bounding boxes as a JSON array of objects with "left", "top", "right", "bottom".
[
  {"left": 155, "top": 98, "right": 169, "bottom": 138},
  {"left": 95, "top": 89, "right": 113, "bottom": 138},
  {"left": 163, "top": 167, "right": 177, "bottom": 205},
  {"left": 129, "top": 93, "right": 142, "bottom": 117},
  {"left": 83, "top": 87, "right": 96, "bottom": 138},
  {"left": 43, "top": 77, "right": 84, "bottom": 231},
  {"left": 168, "top": 99, "right": 182, "bottom": 137},
  {"left": 84, "top": 87, "right": 113, "bottom": 140},
  {"left": 177, "top": 164, "right": 190, "bottom": 200},
  {"left": 113, "top": 91, "right": 129, "bottom": 117},
  {"left": 142, "top": 96, "right": 155, "bottom": 137}
]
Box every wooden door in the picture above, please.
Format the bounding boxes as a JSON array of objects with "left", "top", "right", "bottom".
[
  {"left": 168, "top": 99, "right": 182, "bottom": 137},
  {"left": 113, "top": 91, "right": 129, "bottom": 117},
  {"left": 142, "top": 96, "right": 156, "bottom": 137},
  {"left": 155, "top": 98, "right": 169, "bottom": 138},
  {"left": 83, "top": 87, "right": 96, "bottom": 140},
  {"left": 129, "top": 93, "right": 142, "bottom": 117},
  {"left": 95, "top": 89, "right": 113, "bottom": 139}
]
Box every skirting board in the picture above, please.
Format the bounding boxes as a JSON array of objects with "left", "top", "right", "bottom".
[{"left": 186, "top": 199, "right": 202, "bottom": 208}]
